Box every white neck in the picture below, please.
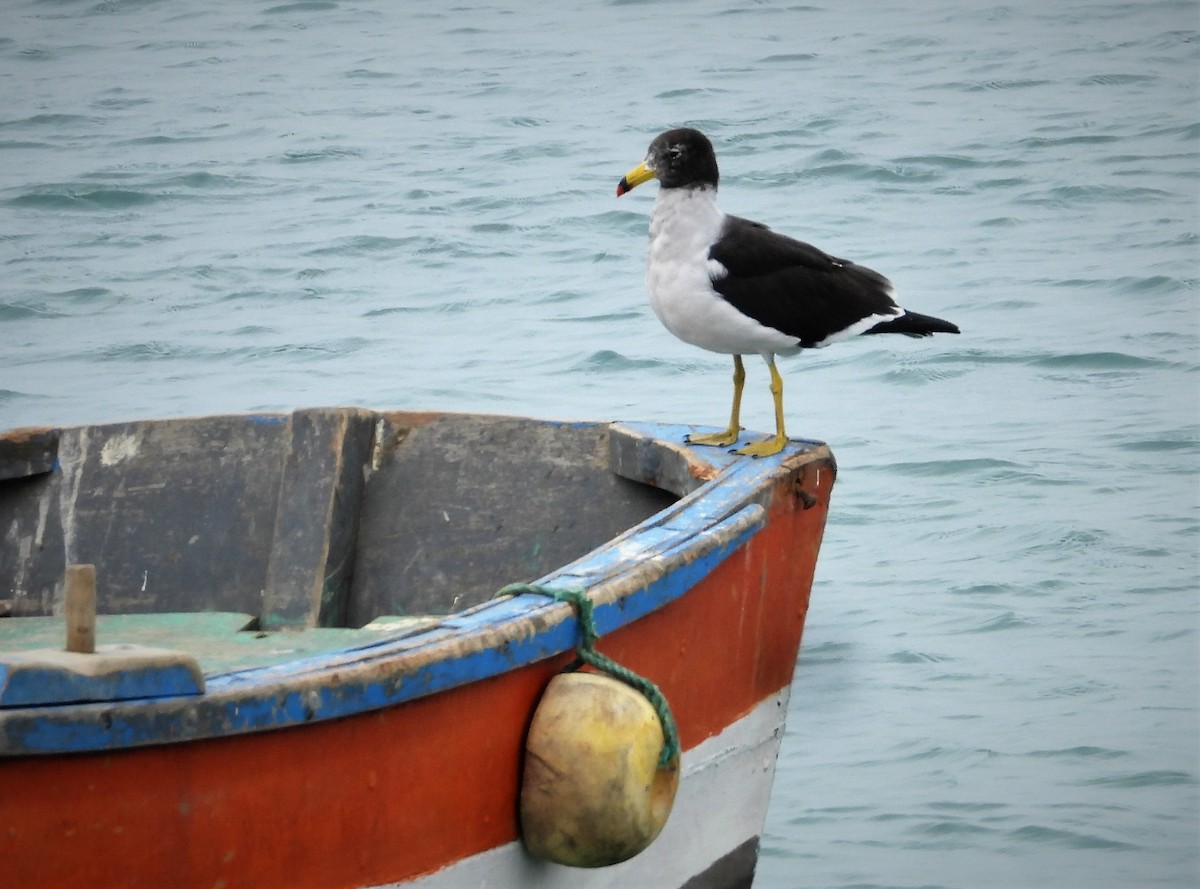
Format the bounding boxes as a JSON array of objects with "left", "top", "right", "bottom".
[{"left": 648, "top": 186, "right": 724, "bottom": 247}]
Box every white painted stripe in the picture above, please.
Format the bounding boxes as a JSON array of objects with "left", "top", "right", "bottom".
[{"left": 385, "top": 687, "right": 793, "bottom": 889}]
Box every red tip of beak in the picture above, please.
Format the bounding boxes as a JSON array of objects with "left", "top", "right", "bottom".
[{"left": 616, "top": 178, "right": 630, "bottom": 197}]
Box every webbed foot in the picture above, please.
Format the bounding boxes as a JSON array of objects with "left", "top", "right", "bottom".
[
  {"left": 733, "top": 433, "right": 788, "bottom": 458},
  {"left": 686, "top": 427, "right": 741, "bottom": 448}
]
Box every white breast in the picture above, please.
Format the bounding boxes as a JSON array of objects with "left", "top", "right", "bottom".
[{"left": 645, "top": 188, "right": 801, "bottom": 357}]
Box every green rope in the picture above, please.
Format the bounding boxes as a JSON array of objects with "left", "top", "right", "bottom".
[{"left": 497, "top": 582, "right": 680, "bottom": 768}]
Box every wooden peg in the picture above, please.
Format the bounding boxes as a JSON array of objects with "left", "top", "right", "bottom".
[{"left": 64, "top": 564, "right": 96, "bottom": 654}]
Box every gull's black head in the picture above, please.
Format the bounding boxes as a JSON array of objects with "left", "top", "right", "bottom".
[
  {"left": 616, "top": 127, "right": 720, "bottom": 196},
  {"left": 647, "top": 128, "right": 720, "bottom": 189}
]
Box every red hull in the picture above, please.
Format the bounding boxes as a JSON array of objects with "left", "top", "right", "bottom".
[{"left": 2, "top": 467, "right": 829, "bottom": 888}]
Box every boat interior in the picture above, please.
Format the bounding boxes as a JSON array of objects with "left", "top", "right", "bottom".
[{"left": 0, "top": 410, "right": 685, "bottom": 649}]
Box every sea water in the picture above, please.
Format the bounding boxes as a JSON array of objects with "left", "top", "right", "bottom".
[{"left": 2, "top": 1, "right": 1197, "bottom": 886}]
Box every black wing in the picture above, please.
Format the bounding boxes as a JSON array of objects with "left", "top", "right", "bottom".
[{"left": 708, "top": 215, "right": 900, "bottom": 347}]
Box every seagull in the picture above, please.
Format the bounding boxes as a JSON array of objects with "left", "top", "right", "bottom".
[{"left": 616, "top": 127, "right": 960, "bottom": 457}]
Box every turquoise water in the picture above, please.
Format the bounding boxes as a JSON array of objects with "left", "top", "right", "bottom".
[{"left": 3, "top": 1, "right": 1197, "bottom": 886}]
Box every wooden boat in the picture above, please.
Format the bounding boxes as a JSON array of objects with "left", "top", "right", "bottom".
[{"left": 0, "top": 408, "right": 835, "bottom": 889}]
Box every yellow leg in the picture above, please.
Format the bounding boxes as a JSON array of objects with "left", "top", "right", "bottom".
[
  {"left": 687, "top": 355, "right": 745, "bottom": 448},
  {"left": 734, "top": 360, "right": 789, "bottom": 458}
]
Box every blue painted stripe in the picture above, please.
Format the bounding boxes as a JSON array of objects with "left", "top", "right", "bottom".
[
  {"left": 3, "top": 507, "right": 763, "bottom": 754},
  {"left": 0, "top": 662, "right": 202, "bottom": 708}
]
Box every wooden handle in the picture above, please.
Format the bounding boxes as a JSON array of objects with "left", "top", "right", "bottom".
[{"left": 65, "top": 564, "right": 96, "bottom": 654}]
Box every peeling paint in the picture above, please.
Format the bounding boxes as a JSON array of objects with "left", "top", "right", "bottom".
[
  {"left": 99, "top": 433, "right": 140, "bottom": 467},
  {"left": 55, "top": 430, "right": 88, "bottom": 585}
]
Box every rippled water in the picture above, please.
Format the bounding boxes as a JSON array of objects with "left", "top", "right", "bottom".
[{"left": 3, "top": 1, "right": 1198, "bottom": 886}]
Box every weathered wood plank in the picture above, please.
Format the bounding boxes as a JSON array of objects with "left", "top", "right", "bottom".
[
  {"left": 260, "top": 408, "right": 376, "bottom": 630},
  {"left": 347, "top": 415, "right": 679, "bottom": 623},
  {"left": 0, "top": 644, "right": 204, "bottom": 707},
  {"left": 0, "top": 415, "right": 290, "bottom": 617},
  {"left": 0, "top": 427, "right": 58, "bottom": 482},
  {"left": 0, "top": 612, "right": 443, "bottom": 676}
]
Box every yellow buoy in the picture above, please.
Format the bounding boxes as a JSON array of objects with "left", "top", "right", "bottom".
[{"left": 520, "top": 671, "right": 680, "bottom": 868}]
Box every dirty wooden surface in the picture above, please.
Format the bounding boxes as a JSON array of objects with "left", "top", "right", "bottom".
[{"left": 0, "top": 411, "right": 681, "bottom": 625}]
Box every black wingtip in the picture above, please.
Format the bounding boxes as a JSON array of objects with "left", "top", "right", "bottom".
[{"left": 866, "top": 312, "right": 960, "bottom": 338}]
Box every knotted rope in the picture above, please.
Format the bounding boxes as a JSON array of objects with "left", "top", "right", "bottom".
[{"left": 496, "top": 583, "right": 680, "bottom": 768}]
